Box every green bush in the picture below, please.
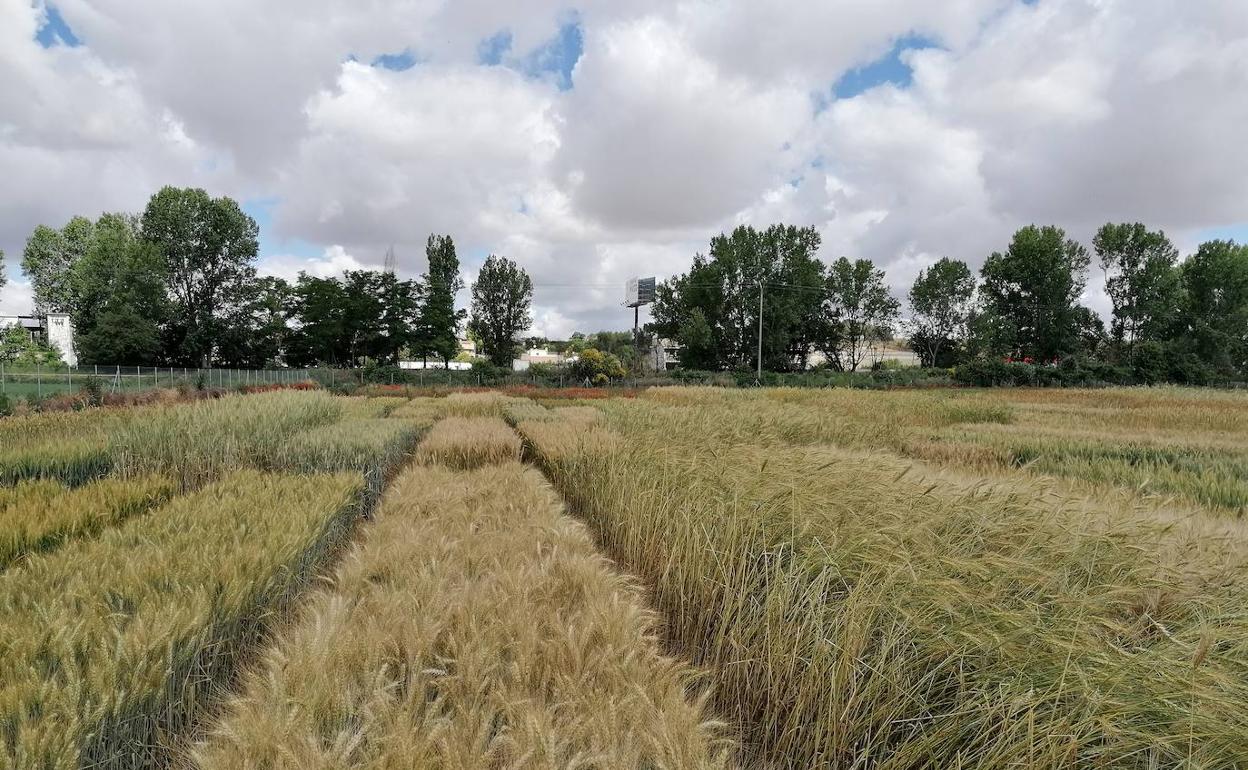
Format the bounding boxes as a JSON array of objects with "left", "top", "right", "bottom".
[{"left": 80, "top": 376, "right": 105, "bottom": 408}]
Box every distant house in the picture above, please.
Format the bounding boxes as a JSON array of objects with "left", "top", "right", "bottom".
[
  {"left": 0, "top": 312, "right": 77, "bottom": 366},
  {"left": 648, "top": 338, "right": 681, "bottom": 371},
  {"left": 398, "top": 338, "right": 476, "bottom": 371},
  {"left": 512, "top": 348, "right": 569, "bottom": 372}
]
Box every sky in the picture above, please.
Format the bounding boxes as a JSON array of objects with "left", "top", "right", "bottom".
[{"left": 1, "top": 0, "right": 1246, "bottom": 338}]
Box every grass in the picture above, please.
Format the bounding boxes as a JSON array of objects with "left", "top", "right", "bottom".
[
  {"left": 0, "top": 474, "right": 175, "bottom": 570},
  {"left": 0, "top": 469, "right": 364, "bottom": 769},
  {"left": 191, "top": 462, "right": 732, "bottom": 769},
  {"left": 416, "top": 416, "right": 523, "bottom": 469},
  {"left": 521, "top": 391, "right": 1248, "bottom": 767}
]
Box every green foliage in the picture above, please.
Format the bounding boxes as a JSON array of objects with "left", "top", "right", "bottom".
[
  {"left": 80, "top": 376, "right": 105, "bottom": 407},
  {"left": 978, "top": 225, "right": 1091, "bottom": 361},
  {"left": 1094, "top": 223, "right": 1182, "bottom": 350},
  {"left": 469, "top": 254, "right": 533, "bottom": 367},
  {"left": 214, "top": 275, "right": 294, "bottom": 368},
  {"left": 1178, "top": 240, "right": 1248, "bottom": 378},
  {"left": 570, "top": 347, "right": 627, "bottom": 384},
  {"left": 908, "top": 257, "right": 975, "bottom": 367},
  {"left": 651, "top": 224, "right": 825, "bottom": 372},
  {"left": 21, "top": 216, "right": 93, "bottom": 314},
  {"left": 820, "top": 257, "right": 901, "bottom": 371},
  {"left": 78, "top": 303, "right": 163, "bottom": 365},
  {"left": 0, "top": 324, "right": 63, "bottom": 366},
  {"left": 416, "top": 235, "right": 466, "bottom": 366},
  {"left": 140, "top": 186, "right": 259, "bottom": 366}
]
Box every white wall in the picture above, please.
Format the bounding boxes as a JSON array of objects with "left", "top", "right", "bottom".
[{"left": 44, "top": 314, "right": 77, "bottom": 366}]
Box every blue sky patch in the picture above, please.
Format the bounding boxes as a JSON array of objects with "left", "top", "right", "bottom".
[
  {"left": 478, "top": 30, "right": 513, "bottom": 66},
  {"left": 528, "top": 19, "right": 583, "bottom": 90},
  {"left": 372, "top": 49, "right": 418, "bottom": 71},
  {"left": 1196, "top": 223, "right": 1248, "bottom": 245},
  {"left": 832, "top": 33, "right": 939, "bottom": 100},
  {"left": 244, "top": 199, "right": 321, "bottom": 262},
  {"left": 35, "top": 3, "right": 81, "bottom": 48},
  {"left": 475, "top": 19, "right": 582, "bottom": 89}
]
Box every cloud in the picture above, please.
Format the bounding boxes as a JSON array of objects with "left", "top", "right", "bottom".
[
  {"left": 2, "top": 0, "right": 1245, "bottom": 336},
  {"left": 0, "top": 277, "right": 35, "bottom": 317}
]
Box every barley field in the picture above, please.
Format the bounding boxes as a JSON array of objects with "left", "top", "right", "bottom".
[{"left": 1, "top": 384, "right": 1246, "bottom": 768}]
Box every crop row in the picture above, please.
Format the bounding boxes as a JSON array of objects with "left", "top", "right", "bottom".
[
  {"left": 192, "top": 459, "right": 730, "bottom": 768},
  {"left": 0, "top": 469, "right": 365, "bottom": 769},
  {"left": 519, "top": 398, "right": 1248, "bottom": 767}
]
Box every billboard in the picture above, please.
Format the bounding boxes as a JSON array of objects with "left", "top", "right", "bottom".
[{"left": 625, "top": 277, "right": 656, "bottom": 307}]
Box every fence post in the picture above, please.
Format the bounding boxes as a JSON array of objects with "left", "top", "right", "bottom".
[
  {"left": 68, "top": 365, "right": 72, "bottom": 389},
  {"left": 37, "top": 364, "right": 42, "bottom": 399}
]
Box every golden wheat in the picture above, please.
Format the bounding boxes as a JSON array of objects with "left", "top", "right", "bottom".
[
  {"left": 0, "top": 474, "right": 174, "bottom": 570},
  {"left": 0, "top": 469, "right": 364, "bottom": 769},
  {"left": 443, "top": 390, "right": 512, "bottom": 417},
  {"left": 522, "top": 392, "right": 1248, "bottom": 768},
  {"left": 192, "top": 462, "right": 732, "bottom": 769},
  {"left": 416, "top": 416, "right": 523, "bottom": 469}
]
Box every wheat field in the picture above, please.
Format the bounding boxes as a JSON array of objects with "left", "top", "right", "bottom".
[{"left": 2, "top": 384, "right": 1245, "bottom": 768}]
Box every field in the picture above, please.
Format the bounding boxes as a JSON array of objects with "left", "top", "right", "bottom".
[{"left": 0, "top": 385, "right": 1245, "bottom": 768}]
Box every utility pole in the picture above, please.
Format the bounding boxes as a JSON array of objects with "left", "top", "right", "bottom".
[{"left": 757, "top": 278, "right": 764, "bottom": 384}]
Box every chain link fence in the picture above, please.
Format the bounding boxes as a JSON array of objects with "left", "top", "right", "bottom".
[{"left": 0, "top": 364, "right": 322, "bottom": 400}]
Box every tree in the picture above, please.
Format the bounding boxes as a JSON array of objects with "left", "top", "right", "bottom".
[
  {"left": 979, "top": 225, "right": 1090, "bottom": 361},
  {"left": 22, "top": 216, "right": 94, "bottom": 313},
  {"left": 215, "top": 276, "right": 293, "bottom": 368},
  {"left": 907, "top": 258, "right": 976, "bottom": 367},
  {"left": 819, "top": 257, "right": 901, "bottom": 372},
  {"left": 1178, "top": 240, "right": 1248, "bottom": 378},
  {"left": 570, "top": 347, "right": 627, "bottom": 384},
  {"left": 650, "top": 224, "right": 825, "bottom": 371},
  {"left": 69, "top": 213, "right": 168, "bottom": 365},
  {"left": 286, "top": 274, "right": 349, "bottom": 367},
  {"left": 77, "top": 304, "right": 162, "bottom": 365},
  {"left": 469, "top": 255, "right": 532, "bottom": 367},
  {"left": 376, "top": 271, "right": 423, "bottom": 364},
  {"left": 416, "top": 235, "right": 465, "bottom": 367},
  {"left": 0, "top": 325, "right": 63, "bottom": 366},
  {"left": 140, "top": 186, "right": 259, "bottom": 366},
  {"left": 0, "top": 249, "right": 6, "bottom": 292},
  {"left": 1093, "top": 223, "right": 1182, "bottom": 350}
]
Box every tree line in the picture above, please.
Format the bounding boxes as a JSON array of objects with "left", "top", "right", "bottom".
[
  {"left": 651, "top": 223, "right": 1248, "bottom": 384},
  {"left": 11, "top": 187, "right": 537, "bottom": 369}
]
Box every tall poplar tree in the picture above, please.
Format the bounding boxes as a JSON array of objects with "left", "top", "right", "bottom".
[{"left": 417, "top": 234, "right": 465, "bottom": 367}]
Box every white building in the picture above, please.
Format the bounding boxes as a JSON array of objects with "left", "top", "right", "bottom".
[
  {"left": 0, "top": 312, "right": 77, "bottom": 366},
  {"left": 513, "top": 348, "right": 570, "bottom": 372},
  {"left": 398, "top": 338, "right": 476, "bottom": 370}
]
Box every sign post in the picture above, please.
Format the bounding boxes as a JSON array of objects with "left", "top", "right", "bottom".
[{"left": 625, "top": 277, "right": 656, "bottom": 372}]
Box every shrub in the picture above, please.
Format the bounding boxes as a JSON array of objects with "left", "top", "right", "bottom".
[{"left": 80, "top": 375, "right": 105, "bottom": 407}]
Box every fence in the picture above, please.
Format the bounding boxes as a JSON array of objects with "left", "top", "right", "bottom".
[{"left": 0, "top": 364, "right": 321, "bottom": 400}]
